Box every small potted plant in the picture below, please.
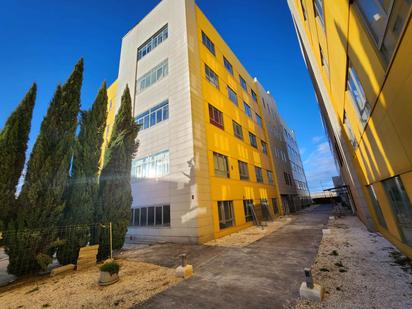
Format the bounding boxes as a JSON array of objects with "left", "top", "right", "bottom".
[{"left": 99, "top": 260, "right": 120, "bottom": 286}]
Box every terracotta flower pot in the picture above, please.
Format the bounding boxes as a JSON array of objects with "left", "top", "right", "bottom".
[{"left": 98, "top": 271, "right": 119, "bottom": 286}]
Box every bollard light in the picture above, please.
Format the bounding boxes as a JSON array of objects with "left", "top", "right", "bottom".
[
  {"left": 304, "top": 267, "right": 314, "bottom": 289},
  {"left": 179, "top": 253, "right": 187, "bottom": 267}
]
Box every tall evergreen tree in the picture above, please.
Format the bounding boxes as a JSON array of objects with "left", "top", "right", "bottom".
[
  {"left": 97, "top": 85, "right": 139, "bottom": 260},
  {"left": 0, "top": 84, "right": 36, "bottom": 230},
  {"left": 57, "top": 82, "right": 108, "bottom": 265},
  {"left": 6, "top": 59, "right": 83, "bottom": 276}
]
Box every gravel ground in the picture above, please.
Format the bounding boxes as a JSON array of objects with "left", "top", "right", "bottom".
[
  {"left": 204, "top": 217, "right": 292, "bottom": 248},
  {"left": 0, "top": 259, "right": 181, "bottom": 308},
  {"left": 293, "top": 215, "right": 412, "bottom": 309}
]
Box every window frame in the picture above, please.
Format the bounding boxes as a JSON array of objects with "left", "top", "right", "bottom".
[
  {"left": 249, "top": 132, "right": 258, "bottom": 148},
  {"left": 267, "top": 170, "right": 274, "bottom": 184},
  {"left": 227, "top": 85, "right": 238, "bottom": 105},
  {"left": 213, "top": 152, "right": 230, "bottom": 178},
  {"left": 244, "top": 102, "right": 252, "bottom": 118},
  {"left": 261, "top": 140, "right": 268, "bottom": 155},
  {"left": 205, "top": 64, "right": 220, "bottom": 89},
  {"left": 239, "top": 75, "right": 247, "bottom": 91},
  {"left": 232, "top": 120, "right": 243, "bottom": 140},
  {"left": 313, "top": 0, "right": 325, "bottom": 30},
  {"left": 201, "top": 31, "right": 216, "bottom": 55},
  {"left": 137, "top": 24, "right": 168, "bottom": 60},
  {"left": 130, "top": 205, "right": 171, "bottom": 227},
  {"left": 243, "top": 199, "right": 254, "bottom": 222},
  {"left": 223, "top": 56, "right": 234, "bottom": 75},
  {"left": 238, "top": 160, "right": 249, "bottom": 180},
  {"left": 218, "top": 201, "right": 235, "bottom": 229},
  {"left": 255, "top": 166, "right": 264, "bottom": 183},
  {"left": 209, "top": 104, "right": 224, "bottom": 129}
]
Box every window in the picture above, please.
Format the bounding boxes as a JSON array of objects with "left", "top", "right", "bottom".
[
  {"left": 218, "top": 201, "right": 234, "bottom": 229},
  {"left": 319, "top": 44, "right": 329, "bottom": 77},
  {"left": 249, "top": 132, "right": 257, "bottom": 148},
  {"left": 261, "top": 141, "right": 268, "bottom": 154},
  {"left": 131, "top": 150, "right": 170, "bottom": 179},
  {"left": 251, "top": 89, "right": 257, "bottom": 102},
  {"left": 343, "top": 111, "right": 358, "bottom": 148},
  {"left": 205, "top": 64, "right": 219, "bottom": 89},
  {"left": 138, "top": 24, "right": 168, "bottom": 60},
  {"left": 255, "top": 166, "right": 263, "bottom": 183},
  {"left": 244, "top": 102, "right": 252, "bottom": 118},
  {"left": 227, "top": 85, "right": 238, "bottom": 105},
  {"left": 256, "top": 114, "right": 263, "bottom": 127},
  {"left": 202, "top": 31, "right": 215, "bottom": 55},
  {"left": 239, "top": 75, "right": 247, "bottom": 91},
  {"left": 300, "top": 0, "right": 308, "bottom": 20},
  {"left": 313, "top": 0, "right": 325, "bottom": 29},
  {"left": 272, "top": 198, "right": 279, "bottom": 215},
  {"left": 347, "top": 64, "right": 371, "bottom": 126},
  {"left": 382, "top": 176, "right": 412, "bottom": 245},
  {"left": 238, "top": 160, "right": 249, "bottom": 180},
  {"left": 209, "top": 104, "right": 224, "bottom": 129},
  {"left": 267, "top": 170, "right": 274, "bottom": 184},
  {"left": 213, "top": 152, "right": 229, "bottom": 178},
  {"left": 367, "top": 185, "right": 387, "bottom": 228},
  {"left": 137, "top": 59, "right": 168, "bottom": 93},
  {"left": 356, "top": 0, "right": 411, "bottom": 63},
  {"left": 232, "top": 121, "right": 243, "bottom": 140},
  {"left": 243, "top": 200, "right": 254, "bottom": 222},
  {"left": 284, "top": 172, "right": 290, "bottom": 185},
  {"left": 223, "top": 57, "right": 233, "bottom": 75},
  {"left": 130, "top": 205, "right": 170, "bottom": 227},
  {"left": 136, "top": 100, "right": 169, "bottom": 130}
]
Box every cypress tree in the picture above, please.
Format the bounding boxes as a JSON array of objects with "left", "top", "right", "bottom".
[
  {"left": 97, "top": 85, "right": 139, "bottom": 260},
  {"left": 57, "top": 82, "right": 108, "bottom": 265},
  {"left": 6, "top": 59, "right": 83, "bottom": 275},
  {"left": 0, "top": 84, "right": 36, "bottom": 230}
]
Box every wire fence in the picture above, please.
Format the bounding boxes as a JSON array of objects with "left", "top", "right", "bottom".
[{"left": 0, "top": 223, "right": 112, "bottom": 279}]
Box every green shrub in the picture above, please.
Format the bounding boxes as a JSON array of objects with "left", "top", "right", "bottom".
[{"left": 100, "top": 261, "right": 120, "bottom": 275}]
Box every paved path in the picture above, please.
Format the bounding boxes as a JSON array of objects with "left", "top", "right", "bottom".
[{"left": 134, "top": 204, "right": 331, "bottom": 309}]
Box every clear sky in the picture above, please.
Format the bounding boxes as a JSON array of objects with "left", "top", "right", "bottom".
[{"left": 0, "top": 0, "right": 337, "bottom": 193}]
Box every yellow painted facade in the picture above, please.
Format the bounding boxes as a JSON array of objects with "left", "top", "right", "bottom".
[
  {"left": 99, "top": 80, "right": 118, "bottom": 170},
  {"left": 195, "top": 7, "right": 282, "bottom": 239},
  {"left": 290, "top": 0, "right": 412, "bottom": 257}
]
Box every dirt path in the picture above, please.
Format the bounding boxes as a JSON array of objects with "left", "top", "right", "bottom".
[{"left": 132, "top": 204, "right": 331, "bottom": 309}]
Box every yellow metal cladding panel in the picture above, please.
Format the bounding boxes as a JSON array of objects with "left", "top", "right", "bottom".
[
  {"left": 100, "top": 80, "right": 118, "bottom": 169},
  {"left": 195, "top": 6, "right": 279, "bottom": 238}
]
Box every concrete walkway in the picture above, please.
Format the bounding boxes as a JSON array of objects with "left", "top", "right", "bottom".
[{"left": 134, "top": 204, "right": 331, "bottom": 309}]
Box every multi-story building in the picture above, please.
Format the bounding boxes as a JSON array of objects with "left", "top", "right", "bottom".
[
  {"left": 288, "top": 0, "right": 412, "bottom": 258},
  {"left": 103, "top": 0, "right": 309, "bottom": 243},
  {"left": 258, "top": 81, "right": 311, "bottom": 213}
]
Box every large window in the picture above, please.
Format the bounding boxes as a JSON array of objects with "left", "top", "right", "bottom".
[
  {"left": 213, "top": 152, "right": 230, "bottom": 178},
  {"left": 205, "top": 64, "right": 219, "bottom": 89},
  {"left": 138, "top": 59, "right": 168, "bottom": 93},
  {"left": 256, "top": 114, "right": 263, "bottom": 127},
  {"left": 239, "top": 75, "right": 247, "bottom": 91},
  {"left": 313, "top": 0, "right": 325, "bottom": 29},
  {"left": 136, "top": 100, "right": 169, "bottom": 130},
  {"left": 202, "top": 31, "right": 215, "bottom": 55},
  {"left": 243, "top": 199, "right": 254, "bottom": 222},
  {"left": 347, "top": 64, "right": 371, "bottom": 126},
  {"left": 261, "top": 140, "right": 268, "bottom": 154},
  {"left": 223, "top": 56, "right": 234, "bottom": 75},
  {"left": 218, "top": 201, "right": 234, "bottom": 229},
  {"left": 131, "top": 150, "right": 169, "bottom": 179},
  {"left": 367, "top": 185, "right": 387, "bottom": 228},
  {"left": 209, "top": 104, "right": 224, "bottom": 129},
  {"left": 251, "top": 89, "right": 258, "bottom": 102},
  {"left": 356, "top": 0, "right": 411, "bottom": 63},
  {"left": 255, "top": 166, "right": 263, "bottom": 183},
  {"left": 138, "top": 24, "right": 168, "bottom": 60},
  {"left": 249, "top": 132, "right": 257, "bottom": 148},
  {"left": 267, "top": 170, "right": 274, "bottom": 184},
  {"left": 382, "top": 176, "right": 412, "bottom": 245},
  {"left": 130, "top": 205, "right": 170, "bottom": 227},
  {"left": 238, "top": 160, "right": 249, "bottom": 180},
  {"left": 227, "top": 85, "right": 238, "bottom": 105},
  {"left": 233, "top": 121, "right": 243, "bottom": 140},
  {"left": 244, "top": 102, "right": 252, "bottom": 118}
]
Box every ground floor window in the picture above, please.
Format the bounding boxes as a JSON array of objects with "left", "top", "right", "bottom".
[
  {"left": 367, "top": 185, "right": 387, "bottom": 229},
  {"left": 130, "top": 205, "right": 171, "bottom": 227},
  {"left": 218, "top": 201, "right": 234, "bottom": 229},
  {"left": 243, "top": 199, "right": 254, "bottom": 222},
  {"left": 382, "top": 176, "right": 412, "bottom": 245},
  {"left": 260, "top": 199, "right": 270, "bottom": 220},
  {"left": 272, "top": 198, "right": 279, "bottom": 215}
]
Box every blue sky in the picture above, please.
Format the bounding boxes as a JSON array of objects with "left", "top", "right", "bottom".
[{"left": 0, "top": 0, "right": 337, "bottom": 192}]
